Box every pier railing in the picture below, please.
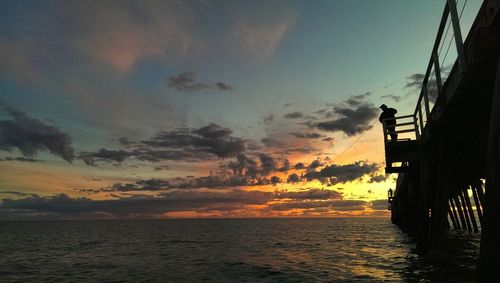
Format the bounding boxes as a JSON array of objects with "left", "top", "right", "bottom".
[
  {"left": 381, "top": 115, "right": 419, "bottom": 143},
  {"left": 412, "top": 0, "right": 480, "bottom": 139}
]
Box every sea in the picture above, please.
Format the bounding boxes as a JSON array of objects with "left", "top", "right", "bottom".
[{"left": 0, "top": 218, "right": 480, "bottom": 282}]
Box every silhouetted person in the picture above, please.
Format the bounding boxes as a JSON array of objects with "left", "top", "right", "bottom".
[{"left": 379, "top": 104, "right": 398, "bottom": 140}]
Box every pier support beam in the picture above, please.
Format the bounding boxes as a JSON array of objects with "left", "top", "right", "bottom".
[
  {"left": 471, "top": 184, "right": 483, "bottom": 225},
  {"left": 462, "top": 187, "right": 478, "bottom": 232},
  {"left": 459, "top": 189, "right": 473, "bottom": 233},
  {"left": 449, "top": 199, "right": 461, "bottom": 229},
  {"left": 479, "top": 59, "right": 500, "bottom": 281},
  {"left": 416, "top": 158, "right": 435, "bottom": 251},
  {"left": 453, "top": 196, "right": 467, "bottom": 231},
  {"left": 430, "top": 134, "right": 454, "bottom": 251}
]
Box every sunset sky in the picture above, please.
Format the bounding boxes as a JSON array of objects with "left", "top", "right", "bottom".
[{"left": 0, "top": 0, "right": 482, "bottom": 219}]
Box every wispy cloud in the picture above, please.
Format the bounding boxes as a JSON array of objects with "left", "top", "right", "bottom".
[
  {"left": 0, "top": 108, "right": 74, "bottom": 162},
  {"left": 168, "top": 72, "right": 233, "bottom": 93}
]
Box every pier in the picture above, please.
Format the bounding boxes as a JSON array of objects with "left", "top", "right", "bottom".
[{"left": 383, "top": 0, "right": 500, "bottom": 280}]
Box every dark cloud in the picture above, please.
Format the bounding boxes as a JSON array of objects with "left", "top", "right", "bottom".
[
  {"left": 0, "top": 190, "right": 275, "bottom": 218},
  {"left": 262, "top": 114, "right": 274, "bottom": 125},
  {"left": 315, "top": 105, "right": 378, "bottom": 136},
  {"left": 168, "top": 71, "right": 211, "bottom": 93},
  {"left": 283, "top": 111, "right": 304, "bottom": 119},
  {"left": 261, "top": 137, "right": 284, "bottom": 148},
  {"left": 215, "top": 82, "right": 233, "bottom": 91},
  {"left": 345, "top": 92, "right": 371, "bottom": 107},
  {"left": 259, "top": 153, "right": 276, "bottom": 175},
  {"left": 0, "top": 108, "right": 74, "bottom": 162},
  {"left": 0, "top": 191, "right": 38, "bottom": 197},
  {"left": 79, "top": 149, "right": 130, "bottom": 166},
  {"left": 268, "top": 199, "right": 365, "bottom": 212},
  {"left": 81, "top": 123, "right": 245, "bottom": 165},
  {"left": 368, "top": 174, "right": 388, "bottom": 183},
  {"left": 147, "top": 124, "right": 245, "bottom": 158},
  {"left": 294, "top": 162, "right": 305, "bottom": 170},
  {"left": 277, "top": 188, "right": 342, "bottom": 200},
  {"left": 304, "top": 161, "right": 378, "bottom": 184},
  {"left": 369, "top": 199, "right": 389, "bottom": 210},
  {"left": 307, "top": 159, "right": 322, "bottom": 170},
  {"left": 289, "top": 132, "right": 322, "bottom": 139},
  {"left": 154, "top": 165, "right": 171, "bottom": 171},
  {"left": 405, "top": 73, "right": 424, "bottom": 90},
  {"left": 168, "top": 72, "right": 233, "bottom": 93},
  {"left": 0, "top": 156, "right": 41, "bottom": 162},
  {"left": 380, "top": 94, "right": 402, "bottom": 103},
  {"left": 287, "top": 173, "right": 300, "bottom": 183},
  {"left": 270, "top": 176, "right": 281, "bottom": 185},
  {"left": 278, "top": 159, "right": 290, "bottom": 172}
]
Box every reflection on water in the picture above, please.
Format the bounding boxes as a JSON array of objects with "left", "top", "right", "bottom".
[{"left": 0, "top": 218, "right": 479, "bottom": 282}]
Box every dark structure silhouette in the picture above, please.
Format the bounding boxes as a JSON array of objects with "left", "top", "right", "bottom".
[
  {"left": 381, "top": 0, "right": 500, "bottom": 281},
  {"left": 379, "top": 104, "right": 398, "bottom": 140}
]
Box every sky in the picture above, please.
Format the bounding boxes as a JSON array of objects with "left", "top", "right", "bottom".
[{"left": 0, "top": 0, "right": 482, "bottom": 219}]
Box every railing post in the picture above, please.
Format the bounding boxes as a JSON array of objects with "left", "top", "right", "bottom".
[
  {"left": 382, "top": 122, "right": 388, "bottom": 144},
  {"left": 433, "top": 51, "right": 443, "bottom": 97},
  {"left": 447, "top": 0, "right": 468, "bottom": 73},
  {"left": 414, "top": 114, "right": 420, "bottom": 140},
  {"left": 418, "top": 107, "right": 424, "bottom": 137},
  {"left": 423, "top": 82, "right": 431, "bottom": 121}
]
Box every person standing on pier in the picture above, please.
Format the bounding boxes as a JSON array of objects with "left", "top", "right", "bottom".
[{"left": 379, "top": 104, "right": 398, "bottom": 141}]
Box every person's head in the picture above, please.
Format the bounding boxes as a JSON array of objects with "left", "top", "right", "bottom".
[{"left": 380, "top": 104, "right": 388, "bottom": 111}]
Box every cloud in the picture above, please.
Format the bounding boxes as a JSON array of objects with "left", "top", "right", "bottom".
[
  {"left": 1, "top": 186, "right": 364, "bottom": 219},
  {"left": 259, "top": 153, "right": 277, "bottom": 175},
  {"left": 368, "top": 174, "right": 388, "bottom": 183},
  {"left": 167, "top": 71, "right": 211, "bottom": 92},
  {"left": 304, "top": 161, "right": 378, "bottom": 184},
  {"left": 287, "top": 173, "right": 300, "bottom": 183},
  {"left": 0, "top": 108, "right": 74, "bottom": 162},
  {"left": 283, "top": 111, "right": 304, "bottom": 119},
  {"left": 261, "top": 137, "right": 284, "bottom": 148},
  {"left": 0, "top": 189, "right": 275, "bottom": 218},
  {"left": 405, "top": 73, "right": 424, "bottom": 90},
  {"left": 233, "top": 9, "right": 296, "bottom": 62},
  {"left": 215, "top": 82, "right": 233, "bottom": 91},
  {"left": 0, "top": 157, "right": 41, "bottom": 162},
  {"left": 268, "top": 199, "right": 366, "bottom": 212},
  {"left": 262, "top": 114, "right": 274, "bottom": 125},
  {"left": 314, "top": 95, "right": 378, "bottom": 136},
  {"left": 81, "top": 123, "right": 245, "bottom": 165},
  {"left": 380, "top": 94, "right": 402, "bottom": 103},
  {"left": 0, "top": 37, "right": 41, "bottom": 83},
  {"left": 167, "top": 72, "right": 233, "bottom": 93},
  {"left": 71, "top": 1, "right": 196, "bottom": 71},
  {"left": 277, "top": 188, "right": 342, "bottom": 200},
  {"left": 289, "top": 132, "right": 322, "bottom": 139},
  {"left": 369, "top": 199, "right": 389, "bottom": 210}
]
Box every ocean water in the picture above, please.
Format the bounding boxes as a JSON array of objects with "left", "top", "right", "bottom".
[{"left": 0, "top": 218, "right": 480, "bottom": 282}]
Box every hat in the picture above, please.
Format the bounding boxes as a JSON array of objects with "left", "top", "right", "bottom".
[{"left": 379, "top": 104, "right": 387, "bottom": 109}]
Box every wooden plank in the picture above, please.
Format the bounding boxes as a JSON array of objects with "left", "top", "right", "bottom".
[
  {"left": 393, "top": 129, "right": 416, "bottom": 134},
  {"left": 453, "top": 196, "right": 467, "bottom": 230},
  {"left": 471, "top": 184, "right": 483, "bottom": 224},
  {"left": 433, "top": 52, "right": 443, "bottom": 97},
  {"left": 450, "top": 198, "right": 462, "bottom": 230},
  {"left": 396, "top": 121, "right": 417, "bottom": 127},
  {"left": 459, "top": 190, "right": 473, "bottom": 233},
  {"left": 463, "top": 187, "right": 479, "bottom": 232}
]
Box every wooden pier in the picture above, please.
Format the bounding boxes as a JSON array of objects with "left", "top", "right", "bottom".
[{"left": 383, "top": 0, "right": 500, "bottom": 280}]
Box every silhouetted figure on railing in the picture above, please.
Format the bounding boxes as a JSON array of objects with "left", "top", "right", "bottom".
[{"left": 379, "top": 104, "right": 398, "bottom": 141}]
